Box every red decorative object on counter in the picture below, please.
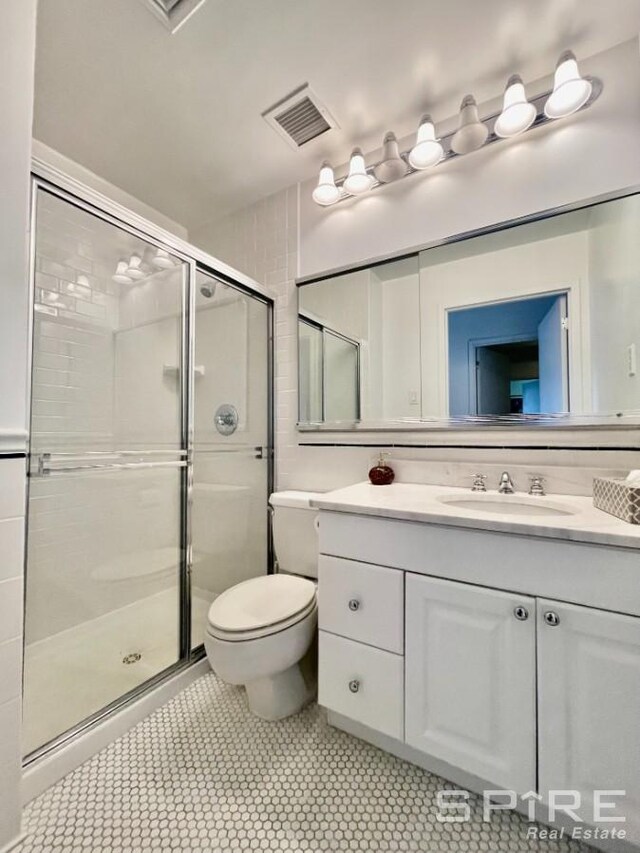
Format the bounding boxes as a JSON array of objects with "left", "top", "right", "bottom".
[{"left": 368, "top": 452, "right": 395, "bottom": 486}]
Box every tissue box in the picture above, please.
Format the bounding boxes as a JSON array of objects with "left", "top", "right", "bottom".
[{"left": 593, "top": 477, "right": 640, "bottom": 524}]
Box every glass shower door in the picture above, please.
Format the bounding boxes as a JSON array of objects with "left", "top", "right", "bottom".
[
  {"left": 24, "top": 187, "right": 189, "bottom": 755},
  {"left": 190, "top": 270, "right": 271, "bottom": 648}
]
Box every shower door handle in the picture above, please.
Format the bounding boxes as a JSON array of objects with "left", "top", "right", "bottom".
[{"left": 30, "top": 451, "right": 188, "bottom": 477}]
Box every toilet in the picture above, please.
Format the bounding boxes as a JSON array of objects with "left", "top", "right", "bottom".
[{"left": 204, "top": 491, "right": 322, "bottom": 720}]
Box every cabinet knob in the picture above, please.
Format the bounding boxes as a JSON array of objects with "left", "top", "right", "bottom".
[
  {"left": 513, "top": 606, "right": 529, "bottom": 621},
  {"left": 348, "top": 599, "right": 360, "bottom": 612},
  {"left": 348, "top": 679, "right": 360, "bottom": 693},
  {"left": 544, "top": 611, "right": 560, "bottom": 627}
]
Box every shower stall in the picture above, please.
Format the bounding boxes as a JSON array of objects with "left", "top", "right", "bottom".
[{"left": 23, "top": 172, "right": 273, "bottom": 759}]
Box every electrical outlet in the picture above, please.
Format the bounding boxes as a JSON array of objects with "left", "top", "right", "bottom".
[{"left": 409, "top": 390, "right": 419, "bottom": 405}]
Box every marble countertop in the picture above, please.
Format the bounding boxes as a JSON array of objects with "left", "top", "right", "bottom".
[{"left": 311, "top": 482, "right": 640, "bottom": 550}]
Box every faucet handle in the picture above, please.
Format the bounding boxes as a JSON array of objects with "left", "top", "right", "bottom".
[
  {"left": 528, "top": 475, "right": 545, "bottom": 496},
  {"left": 471, "top": 473, "right": 487, "bottom": 492}
]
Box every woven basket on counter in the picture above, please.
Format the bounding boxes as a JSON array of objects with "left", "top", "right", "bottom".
[{"left": 593, "top": 476, "right": 640, "bottom": 525}]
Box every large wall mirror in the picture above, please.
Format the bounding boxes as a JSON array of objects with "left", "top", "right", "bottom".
[{"left": 297, "top": 191, "right": 640, "bottom": 429}]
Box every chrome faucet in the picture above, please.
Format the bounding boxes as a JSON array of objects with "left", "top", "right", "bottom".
[
  {"left": 471, "top": 473, "right": 487, "bottom": 492},
  {"left": 498, "top": 472, "right": 515, "bottom": 494},
  {"left": 528, "top": 475, "right": 545, "bottom": 496}
]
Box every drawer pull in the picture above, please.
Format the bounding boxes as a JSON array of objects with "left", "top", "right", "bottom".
[
  {"left": 348, "top": 679, "right": 360, "bottom": 693},
  {"left": 513, "top": 606, "right": 529, "bottom": 621},
  {"left": 348, "top": 599, "right": 360, "bottom": 612},
  {"left": 544, "top": 611, "right": 560, "bottom": 627}
]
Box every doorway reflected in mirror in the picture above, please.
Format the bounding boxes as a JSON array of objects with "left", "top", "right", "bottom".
[{"left": 447, "top": 293, "right": 569, "bottom": 417}]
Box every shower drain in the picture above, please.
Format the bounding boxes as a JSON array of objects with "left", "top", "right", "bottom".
[{"left": 122, "top": 652, "right": 142, "bottom": 665}]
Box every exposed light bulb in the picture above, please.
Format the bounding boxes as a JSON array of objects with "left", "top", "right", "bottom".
[
  {"left": 374, "top": 133, "right": 407, "bottom": 183},
  {"left": 112, "top": 261, "right": 133, "bottom": 284},
  {"left": 312, "top": 162, "right": 341, "bottom": 206},
  {"left": 126, "top": 254, "right": 145, "bottom": 280},
  {"left": 343, "top": 148, "right": 374, "bottom": 196},
  {"left": 408, "top": 115, "right": 444, "bottom": 170},
  {"left": 544, "top": 51, "right": 592, "bottom": 119},
  {"left": 494, "top": 75, "right": 537, "bottom": 138},
  {"left": 152, "top": 248, "right": 175, "bottom": 269},
  {"left": 451, "top": 95, "right": 489, "bottom": 155}
]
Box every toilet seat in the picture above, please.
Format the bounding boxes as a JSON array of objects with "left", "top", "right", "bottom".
[{"left": 207, "top": 574, "right": 317, "bottom": 642}]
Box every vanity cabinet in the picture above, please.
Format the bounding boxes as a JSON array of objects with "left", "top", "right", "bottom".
[
  {"left": 405, "top": 574, "right": 536, "bottom": 793},
  {"left": 317, "top": 510, "right": 640, "bottom": 844}
]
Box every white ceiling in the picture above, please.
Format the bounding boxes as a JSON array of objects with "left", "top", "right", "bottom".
[{"left": 34, "top": 0, "right": 640, "bottom": 233}]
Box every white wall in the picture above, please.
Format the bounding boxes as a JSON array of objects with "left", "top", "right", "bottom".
[
  {"left": 588, "top": 194, "right": 640, "bottom": 412},
  {"left": 0, "top": 2, "right": 37, "bottom": 848},
  {"left": 32, "top": 141, "right": 188, "bottom": 240},
  {"left": 298, "top": 39, "right": 640, "bottom": 280},
  {"left": 376, "top": 268, "right": 421, "bottom": 420}
]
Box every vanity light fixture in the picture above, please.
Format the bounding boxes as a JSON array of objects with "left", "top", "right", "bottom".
[
  {"left": 494, "top": 75, "right": 537, "bottom": 138},
  {"left": 312, "top": 51, "right": 600, "bottom": 207},
  {"left": 408, "top": 115, "right": 444, "bottom": 170},
  {"left": 451, "top": 95, "right": 489, "bottom": 154},
  {"left": 112, "top": 261, "right": 133, "bottom": 284},
  {"left": 343, "top": 148, "right": 374, "bottom": 196},
  {"left": 312, "top": 161, "right": 341, "bottom": 206},
  {"left": 126, "top": 254, "right": 145, "bottom": 280},
  {"left": 544, "top": 51, "right": 592, "bottom": 119},
  {"left": 374, "top": 133, "right": 407, "bottom": 183},
  {"left": 152, "top": 248, "right": 175, "bottom": 269}
]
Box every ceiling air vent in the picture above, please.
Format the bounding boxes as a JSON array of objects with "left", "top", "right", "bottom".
[
  {"left": 263, "top": 85, "right": 338, "bottom": 150},
  {"left": 139, "top": 0, "right": 207, "bottom": 33}
]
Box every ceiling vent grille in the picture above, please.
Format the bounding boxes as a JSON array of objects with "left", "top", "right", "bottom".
[
  {"left": 263, "top": 85, "right": 338, "bottom": 149},
  {"left": 139, "top": 0, "right": 207, "bottom": 33}
]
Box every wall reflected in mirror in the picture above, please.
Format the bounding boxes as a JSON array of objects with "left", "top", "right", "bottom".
[{"left": 298, "top": 191, "right": 640, "bottom": 427}]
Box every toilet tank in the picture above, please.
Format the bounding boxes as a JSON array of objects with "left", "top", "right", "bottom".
[{"left": 269, "top": 491, "right": 324, "bottom": 579}]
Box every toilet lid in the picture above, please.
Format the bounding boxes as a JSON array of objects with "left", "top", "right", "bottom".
[{"left": 207, "top": 575, "right": 316, "bottom": 634}]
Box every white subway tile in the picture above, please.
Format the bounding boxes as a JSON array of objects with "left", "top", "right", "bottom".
[
  {"left": 0, "top": 640, "right": 21, "bottom": 706},
  {"left": 0, "top": 578, "right": 23, "bottom": 643},
  {"left": 0, "top": 697, "right": 22, "bottom": 848},
  {"left": 0, "top": 461, "right": 25, "bottom": 520}
]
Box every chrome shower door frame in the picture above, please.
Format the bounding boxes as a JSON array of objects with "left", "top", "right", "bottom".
[{"left": 24, "top": 163, "right": 274, "bottom": 764}]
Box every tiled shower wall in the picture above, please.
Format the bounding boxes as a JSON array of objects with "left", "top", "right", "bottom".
[
  {"left": 31, "top": 231, "right": 118, "bottom": 449},
  {"left": 27, "top": 200, "right": 183, "bottom": 643},
  {"left": 191, "top": 188, "right": 640, "bottom": 493},
  {"left": 191, "top": 189, "right": 302, "bottom": 489}
]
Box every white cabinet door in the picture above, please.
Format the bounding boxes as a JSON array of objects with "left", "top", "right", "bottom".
[
  {"left": 405, "top": 573, "right": 536, "bottom": 792},
  {"left": 538, "top": 599, "right": 640, "bottom": 843}
]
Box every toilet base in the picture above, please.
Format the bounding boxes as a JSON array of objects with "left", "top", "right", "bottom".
[{"left": 245, "top": 662, "right": 312, "bottom": 720}]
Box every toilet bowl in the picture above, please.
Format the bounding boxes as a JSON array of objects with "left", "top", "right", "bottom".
[{"left": 204, "top": 491, "right": 322, "bottom": 720}]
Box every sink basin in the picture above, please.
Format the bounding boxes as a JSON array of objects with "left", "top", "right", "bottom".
[{"left": 437, "top": 494, "right": 578, "bottom": 518}]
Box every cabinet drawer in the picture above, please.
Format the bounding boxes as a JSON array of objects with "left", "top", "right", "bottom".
[
  {"left": 318, "top": 631, "right": 404, "bottom": 739},
  {"left": 318, "top": 555, "right": 404, "bottom": 653}
]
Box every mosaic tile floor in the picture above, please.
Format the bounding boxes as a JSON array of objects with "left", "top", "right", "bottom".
[{"left": 19, "top": 672, "right": 592, "bottom": 852}]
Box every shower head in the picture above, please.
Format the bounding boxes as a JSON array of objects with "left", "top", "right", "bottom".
[{"left": 200, "top": 283, "right": 216, "bottom": 299}]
